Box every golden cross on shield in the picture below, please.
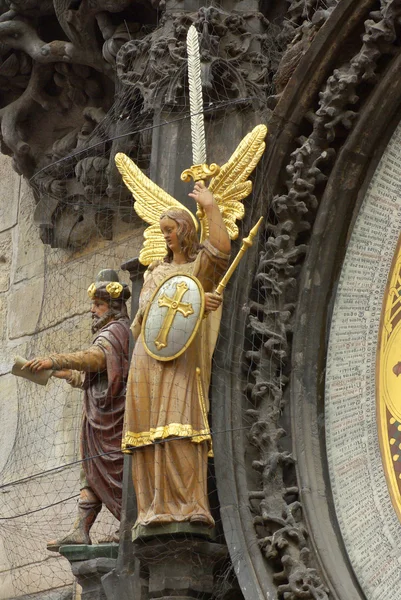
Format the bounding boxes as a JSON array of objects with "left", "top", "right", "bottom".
[{"left": 154, "top": 281, "right": 194, "bottom": 350}]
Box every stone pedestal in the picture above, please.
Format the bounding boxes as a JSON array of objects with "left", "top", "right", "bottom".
[
  {"left": 133, "top": 537, "right": 228, "bottom": 600},
  {"left": 132, "top": 522, "right": 215, "bottom": 541},
  {"left": 59, "top": 544, "right": 118, "bottom": 600}
]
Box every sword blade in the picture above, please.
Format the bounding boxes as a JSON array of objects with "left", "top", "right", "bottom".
[{"left": 186, "top": 25, "right": 206, "bottom": 166}]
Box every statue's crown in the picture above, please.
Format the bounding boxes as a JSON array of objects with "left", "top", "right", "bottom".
[{"left": 88, "top": 269, "right": 131, "bottom": 301}]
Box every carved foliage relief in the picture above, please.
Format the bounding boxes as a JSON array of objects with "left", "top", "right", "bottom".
[
  {"left": 0, "top": 1, "right": 158, "bottom": 247},
  {"left": 239, "top": 0, "right": 401, "bottom": 597}
]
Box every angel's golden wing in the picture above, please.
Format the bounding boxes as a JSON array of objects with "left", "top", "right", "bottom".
[
  {"left": 115, "top": 153, "right": 198, "bottom": 265},
  {"left": 206, "top": 124, "right": 267, "bottom": 241}
]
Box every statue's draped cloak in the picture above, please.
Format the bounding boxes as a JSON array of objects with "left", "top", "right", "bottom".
[
  {"left": 123, "top": 241, "right": 228, "bottom": 527},
  {"left": 81, "top": 318, "right": 130, "bottom": 520}
]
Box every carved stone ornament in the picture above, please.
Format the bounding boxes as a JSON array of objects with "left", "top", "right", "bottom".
[
  {"left": 116, "top": 6, "right": 273, "bottom": 112},
  {"left": 212, "top": 2, "right": 401, "bottom": 600},
  {"left": 0, "top": 1, "right": 158, "bottom": 248}
]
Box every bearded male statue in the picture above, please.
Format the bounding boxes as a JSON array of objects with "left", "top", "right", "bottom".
[{"left": 24, "top": 269, "right": 131, "bottom": 550}]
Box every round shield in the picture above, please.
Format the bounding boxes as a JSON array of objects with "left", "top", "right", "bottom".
[{"left": 141, "top": 273, "right": 205, "bottom": 361}]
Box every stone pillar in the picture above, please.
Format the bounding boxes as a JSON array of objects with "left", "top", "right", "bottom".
[
  {"left": 120, "top": 255, "right": 146, "bottom": 548},
  {"left": 71, "top": 559, "right": 115, "bottom": 600},
  {"left": 59, "top": 546, "right": 118, "bottom": 600},
  {"left": 133, "top": 538, "right": 228, "bottom": 600},
  {"left": 121, "top": 257, "right": 147, "bottom": 324}
]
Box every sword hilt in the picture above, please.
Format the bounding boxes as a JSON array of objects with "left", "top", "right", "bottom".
[{"left": 180, "top": 162, "right": 220, "bottom": 184}]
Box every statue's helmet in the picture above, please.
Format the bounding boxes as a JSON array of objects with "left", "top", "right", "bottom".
[{"left": 87, "top": 269, "right": 131, "bottom": 302}]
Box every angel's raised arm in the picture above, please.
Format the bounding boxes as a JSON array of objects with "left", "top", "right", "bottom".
[{"left": 188, "top": 182, "right": 230, "bottom": 255}]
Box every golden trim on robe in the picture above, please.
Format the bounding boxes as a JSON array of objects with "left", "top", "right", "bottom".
[{"left": 122, "top": 423, "right": 212, "bottom": 453}]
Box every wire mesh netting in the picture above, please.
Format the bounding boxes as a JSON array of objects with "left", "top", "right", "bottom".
[{"left": 0, "top": 15, "right": 285, "bottom": 599}]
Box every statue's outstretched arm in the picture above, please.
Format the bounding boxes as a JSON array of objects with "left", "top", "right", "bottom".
[
  {"left": 53, "top": 369, "right": 83, "bottom": 388},
  {"left": 24, "top": 346, "right": 106, "bottom": 374},
  {"left": 50, "top": 346, "right": 106, "bottom": 372}
]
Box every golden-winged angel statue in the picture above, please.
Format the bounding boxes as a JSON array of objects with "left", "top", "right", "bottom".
[{"left": 115, "top": 24, "right": 267, "bottom": 537}]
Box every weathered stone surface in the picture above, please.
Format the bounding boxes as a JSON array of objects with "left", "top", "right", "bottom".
[
  {"left": 32, "top": 234, "right": 141, "bottom": 333},
  {"left": 0, "top": 230, "right": 12, "bottom": 292},
  {"left": 0, "top": 375, "right": 18, "bottom": 475},
  {"left": 0, "top": 522, "right": 12, "bottom": 572},
  {"left": 0, "top": 569, "right": 13, "bottom": 600},
  {"left": 68, "top": 557, "right": 116, "bottom": 600},
  {"left": 0, "top": 339, "right": 27, "bottom": 377},
  {"left": 0, "top": 377, "right": 81, "bottom": 486},
  {"left": 0, "top": 2, "right": 159, "bottom": 250},
  {"left": 15, "top": 588, "right": 74, "bottom": 600},
  {"left": 14, "top": 180, "right": 44, "bottom": 283},
  {"left": 4, "top": 556, "right": 73, "bottom": 597},
  {"left": 133, "top": 538, "right": 228, "bottom": 600},
  {"left": 8, "top": 276, "right": 44, "bottom": 339},
  {"left": 19, "top": 316, "right": 96, "bottom": 373},
  {"left": 0, "top": 154, "right": 20, "bottom": 234},
  {"left": 0, "top": 295, "right": 5, "bottom": 342}
]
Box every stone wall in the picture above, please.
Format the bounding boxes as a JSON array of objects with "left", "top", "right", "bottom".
[{"left": 0, "top": 155, "right": 142, "bottom": 599}]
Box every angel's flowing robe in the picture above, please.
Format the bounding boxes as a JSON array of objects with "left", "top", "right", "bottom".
[{"left": 122, "top": 240, "right": 229, "bottom": 527}]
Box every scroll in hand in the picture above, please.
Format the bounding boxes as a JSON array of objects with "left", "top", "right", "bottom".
[{"left": 12, "top": 356, "right": 53, "bottom": 386}]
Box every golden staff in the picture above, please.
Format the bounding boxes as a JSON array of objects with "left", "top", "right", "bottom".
[{"left": 215, "top": 216, "right": 263, "bottom": 296}]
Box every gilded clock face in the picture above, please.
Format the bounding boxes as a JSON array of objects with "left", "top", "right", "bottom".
[
  {"left": 325, "top": 120, "right": 401, "bottom": 598},
  {"left": 377, "top": 238, "right": 401, "bottom": 520}
]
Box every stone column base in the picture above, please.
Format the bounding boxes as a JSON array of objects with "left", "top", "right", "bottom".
[
  {"left": 59, "top": 544, "right": 117, "bottom": 600},
  {"left": 133, "top": 537, "right": 228, "bottom": 600}
]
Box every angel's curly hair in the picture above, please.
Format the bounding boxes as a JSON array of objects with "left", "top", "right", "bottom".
[{"left": 160, "top": 208, "right": 201, "bottom": 263}]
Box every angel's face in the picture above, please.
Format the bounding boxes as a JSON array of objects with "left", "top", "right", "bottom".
[{"left": 160, "top": 217, "right": 180, "bottom": 254}]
